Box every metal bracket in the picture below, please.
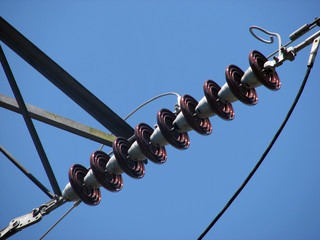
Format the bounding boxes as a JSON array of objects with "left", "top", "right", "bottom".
[
  {"left": 38, "top": 196, "right": 66, "bottom": 216},
  {"left": 263, "top": 46, "right": 296, "bottom": 70},
  {"left": 264, "top": 30, "right": 320, "bottom": 71},
  {"left": 0, "top": 196, "right": 65, "bottom": 239},
  {"left": 0, "top": 210, "right": 42, "bottom": 239},
  {"left": 307, "top": 36, "right": 320, "bottom": 68}
]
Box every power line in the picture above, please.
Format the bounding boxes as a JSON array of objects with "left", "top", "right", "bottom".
[{"left": 198, "top": 64, "right": 313, "bottom": 239}]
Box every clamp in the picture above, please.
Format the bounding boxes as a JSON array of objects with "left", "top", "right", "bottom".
[{"left": 0, "top": 196, "right": 64, "bottom": 239}]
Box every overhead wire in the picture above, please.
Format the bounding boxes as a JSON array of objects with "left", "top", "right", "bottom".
[
  {"left": 198, "top": 22, "right": 320, "bottom": 239},
  {"left": 99, "top": 92, "right": 180, "bottom": 151},
  {"left": 198, "top": 58, "right": 314, "bottom": 240},
  {"left": 38, "top": 200, "right": 81, "bottom": 240},
  {"left": 123, "top": 92, "right": 180, "bottom": 121}
]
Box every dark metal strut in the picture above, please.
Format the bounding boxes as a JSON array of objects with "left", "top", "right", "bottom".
[
  {"left": 0, "top": 17, "right": 134, "bottom": 139},
  {"left": 0, "top": 145, "right": 55, "bottom": 199},
  {"left": 0, "top": 93, "right": 116, "bottom": 147},
  {"left": 0, "top": 45, "right": 61, "bottom": 196}
]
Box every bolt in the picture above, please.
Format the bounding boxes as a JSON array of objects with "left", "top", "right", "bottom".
[{"left": 12, "top": 220, "right": 19, "bottom": 228}]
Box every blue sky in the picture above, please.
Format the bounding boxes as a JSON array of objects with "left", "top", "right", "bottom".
[{"left": 1, "top": 1, "right": 320, "bottom": 239}]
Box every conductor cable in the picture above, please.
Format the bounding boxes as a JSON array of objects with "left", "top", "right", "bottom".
[{"left": 198, "top": 37, "right": 319, "bottom": 239}]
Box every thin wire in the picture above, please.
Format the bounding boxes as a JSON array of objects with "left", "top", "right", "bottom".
[
  {"left": 38, "top": 200, "right": 81, "bottom": 240},
  {"left": 99, "top": 92, "right": 180, "bottom": 151},
  {"left": 198, "top": 66, "right": 312, "bottom": 239},
  {"left": 123, "top": 92, "right": 180, "bottom": 121}
]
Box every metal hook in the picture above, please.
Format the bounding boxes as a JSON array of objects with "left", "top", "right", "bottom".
[
  {"left": 249, "top": 26, "right": 274, "bottom": 44},
  {"left": 249, "top": 26, "right": 282, "bottom": 59}
]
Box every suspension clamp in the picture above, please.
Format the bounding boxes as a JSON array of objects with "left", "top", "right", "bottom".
[{"left": 0, "top": 196, "right": 64, "bottom": 239}]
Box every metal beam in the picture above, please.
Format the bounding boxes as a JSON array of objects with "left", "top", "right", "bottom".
[
  {"left": 0, "top": 94, "right": 115, "bottom": 146},
  {"left": 0, "top": 145, "right": 54, "bottom": 199},
  {"left": 0, "top": 45, "right": 61, "bottom": 196},
  {"left": 0, "top": 17, "right": 134, "bottom": 139}
]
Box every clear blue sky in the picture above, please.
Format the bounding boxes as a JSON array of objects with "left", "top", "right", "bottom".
[{"left": 1, "top": 1, "right": 320, "bottom": 239}]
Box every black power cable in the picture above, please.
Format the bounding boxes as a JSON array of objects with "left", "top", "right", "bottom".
[{"left": 198, "top": 65, "right": 313, "bottom": 239}]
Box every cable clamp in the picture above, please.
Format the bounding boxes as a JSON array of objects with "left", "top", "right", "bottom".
[
  {"left": 0, "top": 196, "right": 64, "bottom": 239},
  {"left": 0, "top": 209, "right": 42, "bottom": 239},
  {"left": 307, "top": 36, "right": 320, "bottom": 68},
  {"left": 264, "top": 46, "right": 296, "bottom": 71}
]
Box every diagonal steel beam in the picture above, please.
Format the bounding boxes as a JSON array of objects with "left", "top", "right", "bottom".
[
  {"left": 0, "top": 145, "right": 55, "bottom": 199},
  {"left": 0, "top": 94, "right": 115, "bottom": 146},
  {"left": 0, "top": 44, "right": 61, "bottom": 196},
  {"left": 0, "top": 17, "right": 134, "bottom": 139}
]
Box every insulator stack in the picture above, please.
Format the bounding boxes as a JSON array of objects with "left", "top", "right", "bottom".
[
  {"left": 173, "top": 94, "right": 212, "bottom": 135},
  {"left": 84, "top": 151, "right": 123, "bottom": 192},
  {"left": 109, "top": 137, "right": 146, "bottom": 178},
  {"left": 62, "top": 164, "right": 101, "bottom": 205},
  {"left": 223, "top": 64, "right": 259, "bottom": 105},
  {"left": 242, "top": 50, "right": 281, "bottom": 90},
  {"left": 150, "top": 108, "right": 190, "bottom": 149},
  {"left": 62, "top": 49, "right": 281, "bottom": 206},
  {"left": 128, "top": 123, "right": 167, "bottom": 164},
  {"left": 196, "top": 80, "right": 235, "bottom": 120},
  {"left": 218, "top": 50, "right": 280, "bottom": 105}
]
